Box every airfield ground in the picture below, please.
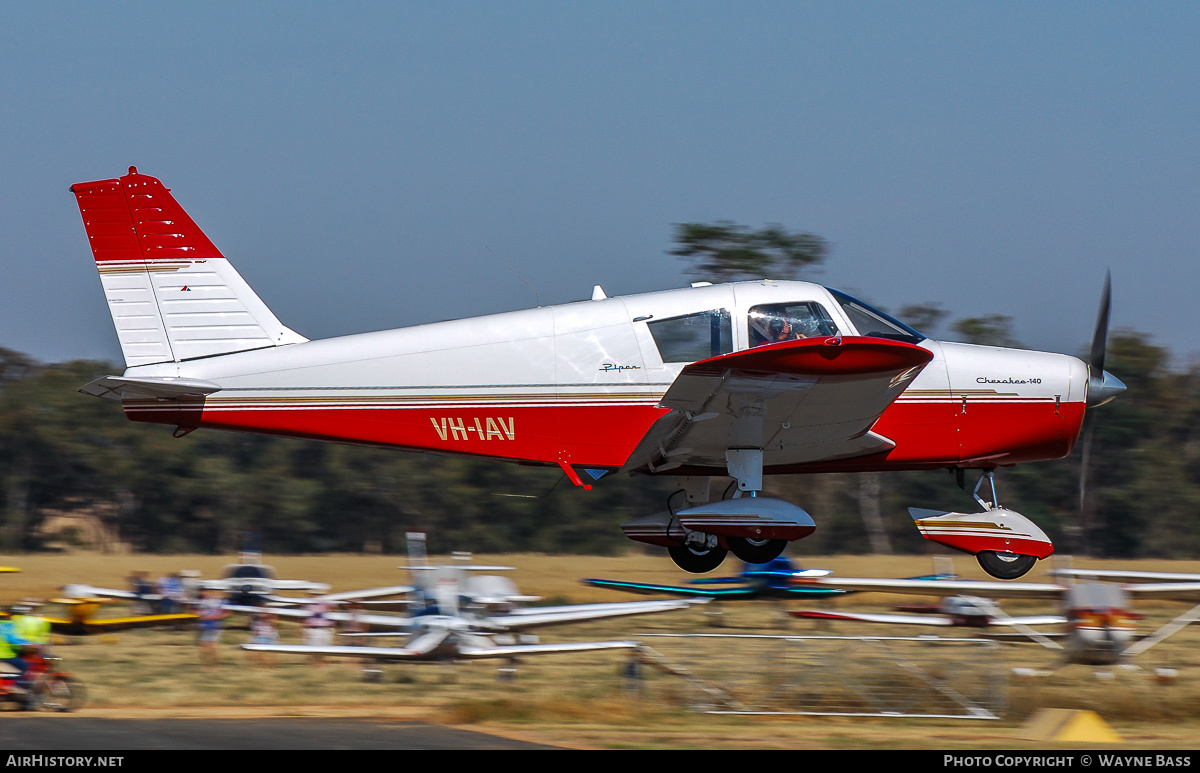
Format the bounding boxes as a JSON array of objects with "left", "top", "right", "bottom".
[{"left": 4, "top": 552, "right": 1200, "bottom": 749}]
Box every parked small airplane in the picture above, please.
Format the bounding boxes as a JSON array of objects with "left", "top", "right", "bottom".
[
  {"left": 39, "top": 595, "right": 195, "bottom": 636},
  {"left": 197, "top": 549, "right": 330, "bottom": 604},
  {"left": 793, "top": 595, "right": 1067, "bottom": 629},
  {"left": 396, "top": 532, "right": 539, "bottom": 613},
  {"left": 239, "top": 570, "right": 703, "bottom": 666},
  {"left": 798, "top": 574, "right": 1200, "bottom": 666},
  {"left": 71, "top": 169, "right": 1126, "bottom": 578}
]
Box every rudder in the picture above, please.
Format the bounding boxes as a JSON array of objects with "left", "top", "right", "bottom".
[{"left": 71, "top": 167, "right": 306, "bottom": 367}]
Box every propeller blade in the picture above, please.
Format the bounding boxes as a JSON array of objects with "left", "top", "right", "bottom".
[
  {"left": 1089, "top": 271, "right": 1111, "bottom": 377},
  {"left": 1085, "top": 271, "right": 1126, "bottom": 407}
]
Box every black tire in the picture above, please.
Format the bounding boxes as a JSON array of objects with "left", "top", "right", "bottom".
[
  {"left": 977, "top": 550, "right": 1037, "bottom": 580},
  {"left": 35, "top": 676, "right": 84, "bottom": 712},
  {"left": 728, "top": 537, "right": 787, "bottom": 564},
  {"left": 667, "top": 544, "right": 728, "bottom": 574}
]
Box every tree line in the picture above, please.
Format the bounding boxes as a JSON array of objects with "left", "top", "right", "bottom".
[
  {"left": 2, "top": 222, "right": 1194, "bottom": 557},
  {"left": 2, "top": 322, "right": 1194, "bottom": 559}
]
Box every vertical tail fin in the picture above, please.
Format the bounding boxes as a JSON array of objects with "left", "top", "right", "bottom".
[{"left": 70, "top": 167, "right": 306, "bottom": 367}]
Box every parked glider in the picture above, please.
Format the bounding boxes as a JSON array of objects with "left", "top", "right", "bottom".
[{"left": 71, "top": 169, "right": 1126, "bottom": 578}]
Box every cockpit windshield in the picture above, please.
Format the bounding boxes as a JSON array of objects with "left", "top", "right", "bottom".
[{"left": 826, "top": 288, "right": 926, "bottom": 344}]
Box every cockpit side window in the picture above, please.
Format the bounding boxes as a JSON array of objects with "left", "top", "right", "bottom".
[
  {"left": 826, "top": 288, "right": 926, "bottom": 344},
  {"left": 748, "top": 302, "right": 839, "bottom": 347},
  {"left": 647, "top": 309, "right": 733, "bottom": 362}
]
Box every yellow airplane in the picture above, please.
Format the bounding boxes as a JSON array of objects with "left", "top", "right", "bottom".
[{"left": 40, "top": 597, "right": 195, "bottom": 636}]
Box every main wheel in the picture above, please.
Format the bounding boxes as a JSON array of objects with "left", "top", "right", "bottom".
[
  {"left": 727, "top": 537, "right": 787, "bottom": 564},
  {"left": 668, "top": 544, "right": 728, "bottom": 574},
  {"left": 35, "top": 676, "right": 85, "bottom": 712},
  {"left": 977, "top": 550, "right": 1037, "bottom": 580}
]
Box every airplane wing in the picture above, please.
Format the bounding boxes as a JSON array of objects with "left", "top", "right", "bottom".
[
  {"left": 45, "top": 613, "right": 196, "bottom": 635},
  {"left": 624, "top": 337, "right": 933, "bottom": 473},
  {"left": 242, "top": 644, "right": 422, "bottom": 659},
  {"left": 792, "top": 610, "right": 1066, "bottom": 627},
  {"left": 585, "top": 577, "right": 845, "bottom": 599},
  {"left": 202, "top": 579, "right": 332, "bottom": 593},
  {"left": 265, "top": 580, "right": 333, "bottom": 592},
  {"left": 1051, "top": 568, "right": 1200, "bottom": 584},
  {"left": 224, "top": 604, "right": 414, "bottom": 631},
  {"left": 455, "top": 640, "right": 639, "bottom": 659},
  {"left": 585, "top": 578, "right": 760, "bottom": 599},
  {"left": 483, "top": 598, "right": 704, "bottom": 631},
  {"left": 1121, "top": 583, "right": 1200, "bottom": 603},
  {"left": 59, "top": 584, "right": 159, "bottom": 602},
  {"left": 241, "top": 638, "right": 638, "bottom": 661},
  {"left": 258, "top": 585, "right": 417, "bottom": 606},
  {"left": 808, "top": 577, "right": 1066, "bottom": 600},
  {"left": 793, "top": 610, "right": 957, "bottom": 626},
  {"left": 984, "top": 615, "right": 1067, "bottom": 627}
]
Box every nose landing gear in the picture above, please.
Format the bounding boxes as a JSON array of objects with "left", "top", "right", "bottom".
[{"left": 911, "top": 470, "right": 1053, "bottom": 580}]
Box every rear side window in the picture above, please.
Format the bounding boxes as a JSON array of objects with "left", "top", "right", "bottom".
[{"left": 647, "top": 309, "right": 733, "bottom": 363}]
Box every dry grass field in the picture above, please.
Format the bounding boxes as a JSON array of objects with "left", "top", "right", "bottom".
[{"left": 4, "top": 551, "right": 1200, "bottom": 749}]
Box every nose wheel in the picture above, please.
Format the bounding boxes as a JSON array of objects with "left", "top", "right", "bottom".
[{"left": 977, "top": 550, "right": 1038, "bottom": 580}]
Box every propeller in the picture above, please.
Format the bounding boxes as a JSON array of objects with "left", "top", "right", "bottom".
[
  {"left": 1078, "top": 272, "right": 1127, "bottom": 549},
  {"left": 1085, "top": 272, "right": 1126, "bottom": 409}
]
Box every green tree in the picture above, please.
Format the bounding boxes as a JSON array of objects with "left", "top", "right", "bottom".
[
  {"left": 898, "top": 303, "right": 949, "bottom": 337},
  {"left": 950, "top": 314, "right": 1021, "bottom": 347},
  {"left": 670, "top": 222, "right": 828, "bottom": 281}
]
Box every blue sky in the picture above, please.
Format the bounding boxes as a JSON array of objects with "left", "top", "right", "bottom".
[{"left": 3, "top": 2, "right": 1198, "bottom": 366}]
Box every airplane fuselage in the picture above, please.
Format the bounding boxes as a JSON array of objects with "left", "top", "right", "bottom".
[{"left": 115, "top": 280, "right": 1089, "bottom": 476}]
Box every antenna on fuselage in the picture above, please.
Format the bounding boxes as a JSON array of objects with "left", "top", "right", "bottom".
[{"left": 486, "top": 245, "right": 540, "bottom": 307}]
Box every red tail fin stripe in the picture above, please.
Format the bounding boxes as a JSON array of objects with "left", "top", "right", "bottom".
[{"left": 71, "top": 170, "right": 224, "bottom": 262}]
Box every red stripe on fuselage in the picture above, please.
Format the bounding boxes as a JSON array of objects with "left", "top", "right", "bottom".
[
  {"left": 127, "top": 402, "right": 669, "bottom": 468},
  {"left": 122, "top": 395, "right": 1085, "bottom": 472}
]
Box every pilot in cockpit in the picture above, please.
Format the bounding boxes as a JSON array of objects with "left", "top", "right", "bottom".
[
  {"left": 750, "top": 302, "right": 837, "bottom": 347},
  {"left": 767, "top": 316, "right": 799, "bottom": 343}
]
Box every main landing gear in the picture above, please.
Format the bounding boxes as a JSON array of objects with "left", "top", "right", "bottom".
[{"left": 620, "top": 481, "right": 816, "bottom": 574}]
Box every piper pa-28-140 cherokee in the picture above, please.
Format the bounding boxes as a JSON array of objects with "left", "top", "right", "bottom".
[{"left": 70, "top": 168, "right": 1125, "bottom": 578}]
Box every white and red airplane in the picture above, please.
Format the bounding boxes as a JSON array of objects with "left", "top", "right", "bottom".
[
  {"left": 69, "top": 168, "right": 1126, "bottom": 578},
  {"left": 794, "top": 573, "right": 1200, "bottom": 667}
]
